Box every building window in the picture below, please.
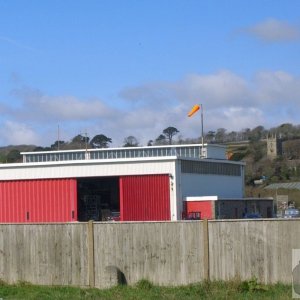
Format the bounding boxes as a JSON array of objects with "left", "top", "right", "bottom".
[{"left": 181, "top": 160, "right": 241, "bottom": 176}]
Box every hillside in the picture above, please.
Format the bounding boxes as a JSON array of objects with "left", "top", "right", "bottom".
[
  {"left": 0, "top": 145, "right": 37, "bottom": 153},
  {"left": 0, "top": 145, "right": 37, "bottom": 163},
  {"left": 226, "top": 139, "right": 300, "bottom": 206}
]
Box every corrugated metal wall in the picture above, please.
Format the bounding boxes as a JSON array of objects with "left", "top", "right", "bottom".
[
  {"left": 120, "top": 175, "right": 170, "bottom": 221},
  {"left": 0, "top": 179, "right": 77, "bottom": 222}
]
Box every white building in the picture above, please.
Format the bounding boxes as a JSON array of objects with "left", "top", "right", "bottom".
[{"left": 0, "top": 144, "right": 245, "bottom": 222}]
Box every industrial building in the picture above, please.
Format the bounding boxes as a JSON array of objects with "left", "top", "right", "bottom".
[
  {"left": 184, "top": 196, "right": 274, "bottom": 219},
  {"left": 0, "top": 144, "right": 246, "bottom": 223}
]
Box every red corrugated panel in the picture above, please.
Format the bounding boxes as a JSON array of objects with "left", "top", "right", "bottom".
[
  {"left": 120, "top": 174, "right": 170, "bottom": 221},
  {"left": 185, "top": 201, "right": 213, "bottom": 219},
  {"left": 0, "top": 179, "right": 77, "bottom": 223}
]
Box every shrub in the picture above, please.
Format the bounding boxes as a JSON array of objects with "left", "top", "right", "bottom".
[{"left": 135, "top": 279, "right": 153, "bottom": 290}]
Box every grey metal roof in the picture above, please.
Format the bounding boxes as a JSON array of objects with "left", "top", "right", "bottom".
[
  {"left": 265, "top": 182, "right": 300, "bottom": 190},
  {"left": 21, "top": 144, "right": 205, "bottom": 163}
]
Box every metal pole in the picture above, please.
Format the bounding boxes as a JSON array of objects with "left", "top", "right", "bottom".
[
  {"left": 201, "top": 104, "right": 204, "bottom": 157},
  {"left": 57, "top": 124, "right": 60, "bottom": 150},
  {"left": 83, "top": 130, "right": 89, "bottom": 160},
  {"left": 85, "top": 130, "right": 88, "bottom": 152}
]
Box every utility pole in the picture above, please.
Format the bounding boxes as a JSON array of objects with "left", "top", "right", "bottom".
[
  {"left": 57, "top": 125, "right": 60, "bottom": 150},
  {"left": 81, "top": 130, "right": 89, "bottom": 160}
]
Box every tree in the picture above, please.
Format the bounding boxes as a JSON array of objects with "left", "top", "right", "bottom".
[
  {"left": 123, "top": 136, "right": 139, "bottom": 147},
  {"left": 162, "top": 126, "right": 179, "bottom": 145},
  {"left": 6, "top": 149, "right": 21, "bottom": 163},
  {"left": 34, "top": 146, "right": 51, "bottom": 151},
  {"left": 241, "top": 128, "right": 251, "bottom": 141},
  {"left": 70, "top": 134, "right": 90, "bottom": 149},
  {"left": 72, "top": 134, "right": 90, "bottom": 144},
  {"left": 249, "top": 126, "right": 265, "bottom": 142},
  {"left": 283, "top": 140, "right": 300, "bottom": 159},
  {"left": 51, "top": 140, "right": 66, "bottom": 150},
  {"left": 215, "top": 128, "right": 226, "bottom": 143},
  {"left": 250, "top": 141, "right": 265, "bottom": 162},
  {"left": 0, "top": 152, "right": 6, "bottom": 163},
  {"left": 205, "top": 131, "right": 215, "bottom": 143},
  {"left": 155, "top": 134, "right": 167, "bottom": 145},
  {"left": 90, "top": 134, "right": 112, "bottom": 148},
  {"left": 277, "top": 123, "right": 295, "bottom": 139},
  {"left": 227, "top": 131, "right": 238, "bottom": 142},
  {"left": 147, "top": 140, "right": 154, "bottom": 146}
]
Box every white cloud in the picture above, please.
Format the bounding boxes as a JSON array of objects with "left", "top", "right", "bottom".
[
  {"left": 0, "top": 121, "right": 40, "bottom": 145},
  {"left": 3, "top": 69, "right": 300, "bottom": 147},
  {"left": 172, "top": 71, "right": 251, "bottom": 108},
  {"left": 121, "top": 71, "right": 252, "bottom": 111},
  {"left": 119, "top": 70, "right": 300, "bottom": 143},
  {"left": 120, "top": 82, "right": 174, "bottom": 105},
  {"left": 244, "top": 18, "right": 300, "bottom": 42},
  {"left": 222, "top": 107, "right": 265, "bottom": 130},
  {"left": 255, "top": 71, "right": 300, "bottom": 104},
  {"left": 12, "top": 87, "right": 115, "bottom": 121}
]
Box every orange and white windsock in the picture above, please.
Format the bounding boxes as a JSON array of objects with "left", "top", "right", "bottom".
[{"left": 188, "top": 104, "right": 200, "bottom": 117}]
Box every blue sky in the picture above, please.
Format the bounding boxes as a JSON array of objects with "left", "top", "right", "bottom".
[{"left": 0, "top": 0, "right": 300, "bottom": 147}]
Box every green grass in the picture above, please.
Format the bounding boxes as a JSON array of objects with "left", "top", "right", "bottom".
[{"left": 0, "top": 279, "right": 291, "bottom": 300}]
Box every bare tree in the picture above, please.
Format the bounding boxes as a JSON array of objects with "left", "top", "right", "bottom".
[
  {"left": 123, "top": 136, "right": 139, "bottom": 147},
  {"left": 215, "top": 128, "right": 226, "bottom": 143}
]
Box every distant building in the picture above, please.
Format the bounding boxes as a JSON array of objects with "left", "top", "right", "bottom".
[
  {"left": 184, "top": 196, "right": 274, "bottom": 219},
  {"left": 267, "top": 135, "right": 283, "bottom": 159}
]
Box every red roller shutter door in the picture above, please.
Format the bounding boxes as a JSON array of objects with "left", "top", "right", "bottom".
[
  {"left": 185, "top": 201, "right": 213, "bottom": 220},
  {"left": 0, "top": 179, "right": 77, "bottom": 223},
  {"left": 120, "top": 174, "right": 170, "bottom": 221}
]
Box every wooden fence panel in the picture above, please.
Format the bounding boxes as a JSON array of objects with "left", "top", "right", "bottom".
[
  {"left": 209, "top": 219, "right": 300, "bottom": 284},
  {"left": 0, "top": 220, "right": 299, "bottom": 287},
  {"left": 0, "top": 223, "right": 89, "bottom": 286},
  {"left": 93, "top": 221, "right": 204, "bottom": 288}
]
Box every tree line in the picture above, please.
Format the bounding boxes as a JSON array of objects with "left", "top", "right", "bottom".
[
  {"left": 33, "top": 126, "right": 181, "bottom": 151},
  {"left": 1, "top": 123, "right": 300, "bottom": 163},
  {"left": 45, "top": 122, "right": 299, "bottom": 151}
]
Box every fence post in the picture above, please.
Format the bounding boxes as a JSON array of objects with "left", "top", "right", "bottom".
[
  {"left": 88, "top": 220, "right": 95, "bottom": 288},
  {"left": 203, "top": 219, "right": 210, "bottom": 281}
]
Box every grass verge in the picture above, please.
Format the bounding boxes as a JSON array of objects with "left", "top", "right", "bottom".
[{"left": 0, "top": 279, "right": 291, "bottom": 300}]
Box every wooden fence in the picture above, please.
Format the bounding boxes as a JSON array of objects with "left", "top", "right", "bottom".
[{"left": 0, "top": 219, "right": 299, "bottom": 288}]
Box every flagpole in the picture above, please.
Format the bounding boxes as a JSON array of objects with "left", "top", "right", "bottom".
[{"left": 187, "top": 103, "right": 204, "bottom": 158}]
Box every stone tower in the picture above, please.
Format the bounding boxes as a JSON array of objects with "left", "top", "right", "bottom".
[{"left": 267, "top": 135, "right": 282, "bottom": 159}]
